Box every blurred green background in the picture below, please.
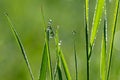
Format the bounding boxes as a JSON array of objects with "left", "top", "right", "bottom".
[{"left": 0, "top": 0, "right": 120, "bottom": 80}]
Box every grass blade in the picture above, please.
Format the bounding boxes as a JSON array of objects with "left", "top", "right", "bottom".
[
  {"left": 53, "top": 60, "right": 58, "bottom": 79},
  {"left": 39, "top": 6, "right": 53, "bottom": 80},
  {"left": 85, "top": 0, "right": 89, "bottom": 79},
  {"left": 89, "top": 0, "right": 105, "bottom": 58},
  {"left": 57, "top": 56, "right": 63, "bottom": 80},
  {"left": 73, "top": 31, "right": 78, "bottom": 80},
  {"left": 57, "top": 62, "right": 63, "bottom": 80},
  {"left": 107, "top": 0, "right": 119, "bottom": 80},
  {"left": 5, "top": 13, "right": 34, "bottom": 80},
  {"left": 59, "top": 50, "right": 71, "bottom": 80},
  {"left": 100, "top": 14, "right": 107, "bottom": 80},
  {"left": 54, "top": 27, "right": 71, "bottom": 80},
  {"left": 53, "top": 57, "right": 62, "bottom": 80},
  {"left": 39, "top": 43, "right": 48, "bottom": 80}
]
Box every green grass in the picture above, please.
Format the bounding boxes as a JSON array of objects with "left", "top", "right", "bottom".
[
  {"left": 5, "top": 13, "right": 34, "bottom": 80},
  {"left": 107, "top": 0, "right": 119, "bottom": 80},
  {"left": 4, "top": 0, "right": 120, "bottom": 80}
]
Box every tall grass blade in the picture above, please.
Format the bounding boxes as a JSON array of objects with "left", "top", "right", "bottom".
[
  {"left": 59, "top": 50, "right": 71, "bottom": 80},
  {"left": 57, "top": 57, "right": 63, "bottom": 80},
  {"left": 54, "top": 27, "right": 71, "bottom": 80},
  {"left": 39, "top": 43, "right": 48, "bottom": 80},
  {"left": 73, "top": 31, "right": 78, "bottom": 80},
  {"left": 5, "top": 13, "right": 34, "bottom": 80},
  {"left": 85, "top": 0, "right": 89, "bottom": 27},
  {"left": 53, "top": 27, "right": 63, "bottom": 80},
  {"left": 107, "top": 0, "right": 119, "bottom": 80},
  {"left": 53, "top": 57, "right": 62, "bottom": 80},
  {"left": 100, "top": 15, "right": 107, "bottom": 80},
  {"left": 39, "top": 6, "right": 53, "bottom": 80},
  {"left": 85, "top": 0, "right": 89, "bottom": 79},
  {"left": 46, "top": 30, "right": 53, "bottom": 80},
  {"left": 53, "top": 60, "right": 58, "bottom": 79},
  {"left": 89, "top": 0, "right": 105, "bottom": 58}
]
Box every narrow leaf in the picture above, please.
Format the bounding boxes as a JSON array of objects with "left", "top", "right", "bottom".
[
  {"left": 107, "top": 0, "right": 119, "bottom": 79},
  {"left": 100, "top": 17, "right": 107, "bottom": 80},
  {"left": 59, "top": 50, "right": 71, "bottom": 80},
  {"left": 5, "top": 13, "right": 34, "bottom": 80},
  {"left": 39, "top": 43, "right": 48, "bottom": 80},
  {"left": 40, "top": 6, "right": 53, "bottom": 80},
  {"left": 90, "top": 0, "right": 105, "bottom": 51},
  {"left": 85, "top": 0, "right": 90, "bottom": 79},
  {"left": 73, "top": 31, "right": 78, "bottom": 80},
  {"left": 54, "top": 28, "right": 71, "bottom": 80},
  {"left": 57, "top": 63, "right": 63, "bottom": 80}
]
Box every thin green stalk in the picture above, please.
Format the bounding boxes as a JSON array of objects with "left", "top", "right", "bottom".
[
  {"left": 46, "top": 29, "right": 53, "bottom": 80},
  {"left": 39, "top": 6, "right": 53, "bottom": 80},
  {"left": 107, "top": 0, "right": 119, "bottom": 80},
  {"left": 59, "top": 50, "right": 71, "bottom": 80},
  {"left": 85, "top": 0, "right": 89, "bottom": 79},
  {"left": 39, "top": 43, "right": 48, "bottom": 80},
  {"left": 53, "top": 56, "right": 62, "bottom": 80},
  {"left": 53, "top": 28, "right": 62, "bottom": 80},
  {"left": 54, "top": 27, "right": 71, "bottom": 80},
  {"left": 100, "top": 16, "right": 107, "bottom": 80},
  {"left": 5, "top": 13, "right": 34, "bottom": 80},
  {"left": 89, "top": 0, "right": 105, "bottom": 60},
  {"left": 57, "top": 63, "right": 62, "bottom": 80},
  {"left": 73, "top": 31, "right": 78, "bottom": 80}
]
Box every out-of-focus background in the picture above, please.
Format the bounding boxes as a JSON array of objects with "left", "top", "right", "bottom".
[{"left": 0, "top": 0, "right": 120, "bottom": 80}]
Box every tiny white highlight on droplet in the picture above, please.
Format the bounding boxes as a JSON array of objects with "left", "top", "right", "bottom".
[{"left": 58, "top": 40, "right": 62, "bottom": 46}]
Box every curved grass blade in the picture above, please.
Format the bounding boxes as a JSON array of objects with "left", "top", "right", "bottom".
[
  {"left": 39, "top": 43, "right": 48, "bottom": 80},
  {"left": 89, "top": 0, "right": 105, "bottom": 58},
  {"left": 73, "top": 31, "right": 78, "bottom": 80},
  {"left": 107, "top": 0, "right": 119, "bottom": 80},
  {"left": 5, "top": 13, "right": 34, "bottom": 80},
  {"left": 100, "top": 15, "right": 107, "bottom": 80}
]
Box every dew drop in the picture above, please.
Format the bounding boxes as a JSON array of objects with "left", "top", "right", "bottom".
[
  {"left": 47, "top": 19, "right": 55, "bottom": 39},
  {"left": 48, "top": 19, "right": 52, "bottom": 25},
  {"left": 58, "top": 40, "right": 62, "bottom": 46}
]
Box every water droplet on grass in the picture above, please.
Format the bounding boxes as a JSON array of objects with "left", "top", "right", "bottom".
[
  {"left": 47, "top": 19, "right": 55, "bottom": 39},
  {"left": 58, "top": 40, "right": 62, "bottom": 46}
]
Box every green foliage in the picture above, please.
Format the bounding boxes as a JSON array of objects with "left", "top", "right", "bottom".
[
  {"left": 90, "top": 0, "right": 105, "bottom": 46},
  {"left": 107, "top": 0, "right": 119, "bottom": 80},
  {"left": 39, "top": 43, "right": 48, "bottom": 80},
  {"left": 4, "top": 0, "right": 120, "bottom": 80},
  {"left": 39, "top": 7, "right": 53, "bottom": 80},
  {"left": 73, "top": 31, "right": 78, "bottom": 80},
  {"left": 100, "top": 18, "right": 107, "bottom": 80},
  {"left": 5, "top": 13, "right": 34, "bottom": 80},
  {"left": 55, "top": 28, "right": 71, "bottom": 80}
]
